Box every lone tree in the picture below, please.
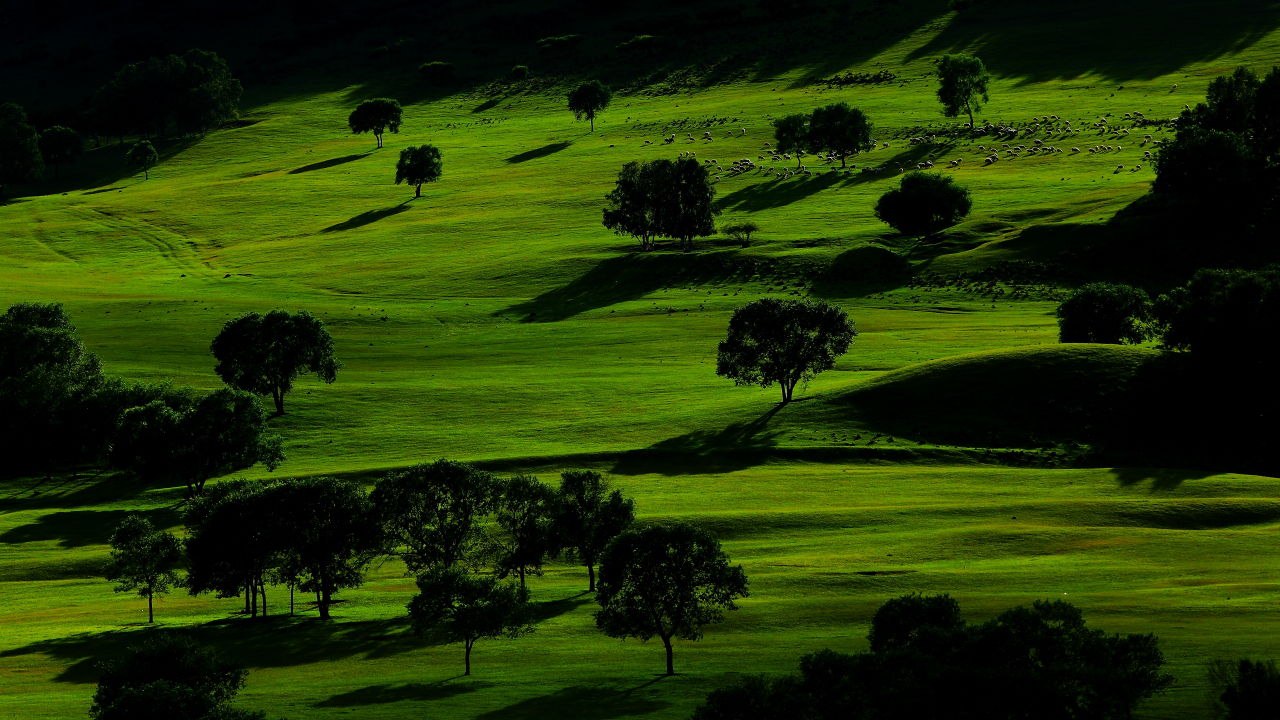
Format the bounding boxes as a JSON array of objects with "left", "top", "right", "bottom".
[
  {"left": 721, "top": 221, "right": 760, "bottom": 247},
  {"left": 773, "top": 113, "right": 810, "bottom": 166},
  {"left": 492, "top": 474, "right": 556, "bottom": 588},
  {"left": 371, "top": 459, "right": 499, "bottom": 573},
  {"left": 808, "top": 103, "right": 874, "bottom": 167},
  {"left": 104, "top": 514, "right": 183, "bottom": 623},
  {"left": 0, "top": 103, "right": 43, "bottom": 198},
  {"left": 602, "top": 158, "right": 719, "bottom": 251},
  {"left": 1057, "top": 282, "right": 1153, "bottom": 344},
  {"left": 348, "top": 98, "right": 403, "bottom": 148},
  {"left": 596, "top": 523, "right": 748, "bottom": 676},
  {"left": 125, "top": 140, "right": 158, "bottom": 180},
  {"left": 408, "top": 567, "right": 532, "bottom": 675},
  {"left": 211, "top": 310, "right": 339, "bottom": 415},
  {"left": 936, "top": 53, "right": 991, "bottom": 128},
  {"left": 90, "top": 634, "right": 257, "bottom": 720},
  {"left": 552, "top": 470, "right": 635, "bottom": 592},
  {"left": 38, "top": 126, "right": 83, "bottom": 179},
  {"left": 716, "top": 298, "right": 857, "bottom": 403},
  {"left": 394, "top": 144, "right": 443, "bottom": 198},
  {"left": 567, "top": 80, "right": 611, "bottom": 132},
  {"left": 874, "top": 171, "right": 972, "bottom": 239}
]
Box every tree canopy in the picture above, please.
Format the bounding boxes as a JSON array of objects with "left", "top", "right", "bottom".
[
  {"left": 91, "top": 634, "right": 261, "bottom": 720},
  {"left": 1057, "top": 282, "right": 1153, "bottom": 344},
  {"left": 772, "top": 113, "right": 810, "bottom": 165},
  {"left": 595, "top": 523, "right": 748, "bottom": 675},
  {"left": 408, "top": 567, "right": 532, "bottom": 675},
  {"left": 1155, "top": 266, "right": 1280, "bottom": 362},
  {"left": 936, "top": 53, "right": 991, "bottom": 128},
  {"left": 126, "top": 140, "right": 158, "bottom": 179},
  {"left": 0, "top": 102, "right": 42, "bottom": 196},
  {"left": 552, "top": 470, "right": 634, "bottom": 592},
  {"left": 492, "top": 474, "right": 557, "bottom": 588},
  {"left": 567, "top": 80, "right": 611, "bottom": 132},
  {"left": 808, "top": 103, "right": 874, "bottom": 167},
  {"left": 211, "top": 310, "right": 339, "bottom": 415},
  {"left": 92, "top": 49, "right": 242, "bottom": 138},
  {"left": 602, "top": 158, "right": 719, "bottom": 251},
  {"left": 105, "top": 514, "right": 183, "bottom": 623},
  {"left": 371, "top": 459, "right": 499, "bottom": 573},
  {"left": 394, "top": 144, "right": 443, "bottom": 198},
  {"left": 874, "top": 171, "right": 972, "bottom": 238},
  {"left": 716, "top": 298, "right": 857, "bottom": 403},
  {"left": 348, "top": 98, "right": 403, "bottom": 148},
  {"left": 37, "top": 125, "right": 82, "bottom": 178}
]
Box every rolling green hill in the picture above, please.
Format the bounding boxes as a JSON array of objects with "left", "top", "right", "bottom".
[{"left": 3, "top": 2, "right": 1280, "bottom": 718}]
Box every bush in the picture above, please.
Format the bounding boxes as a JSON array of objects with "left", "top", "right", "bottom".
[
  {"left": 1056, "top": 282, "right": 1153, "bottom": 344},
  {"left": 418, "top": 61, "right": 456, "bottom": 85},
  {"left": 509, "top": 64, "right": 530, "bottom": 80},
  {"left": 874, "top": 171, "right": 972, "bottom": 239}
]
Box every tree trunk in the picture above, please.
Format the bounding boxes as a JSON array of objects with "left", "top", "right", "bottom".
[
  {"left": 415, "top": 183, "right": 421, "bottom": 198},
  {"left": 465, "top": 639, "right": 474, "bottom": 675},
  {"left": 375, "top": 131, "right": 383, "bottom": 149},
  {"left": 244, "top": 584, "right": 252, "bottom": 615},
  {"left": 967, "top": 105, "right": 975, "bottom": 131},
  {"left": 318, "top": 588, "right": 332, "bottom": 620},
  {"left": 260, "top": 583, "right": 267, "bottom": 617},
  {"left": 250, "top": 581, "right": 258, "bottom": 617},
  {"left": 662, "top": 635, "right": 675, "bottom": 675},
  {"left": 289, "top": 582, "right": 295, "bottom": 617},
  {"left": 589, "top": 115, "right": 595, "bottom": 132},
  {"left": 518, "top": 566, "right": 526, "bottom": 589},
  {"left": 271, "top": 387, "right": 285, "bottom": 415},
  {"left": 587, "top": 562, "right": 596, "bottom": 592},
  {"left": 147, "top": 592, "right": 154, "bottom": 623}
]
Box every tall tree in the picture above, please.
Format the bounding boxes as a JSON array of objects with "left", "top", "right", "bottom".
[
  {"left": 602, "top": 160, "right": 661, "bottom": 250},
  {"left": 602, "top": 159, "right": 719, "bottom": 251},
  {"left": 184, "top": 480, "right": 282, "bottom": 618},
  {"left": 552, "top": 470, "right": 634, "bottom": 592},
  {"left": 104, "top": 514, "right": 183, "bottom": 623},
  {"left": 567, "top": 80, "right": 611, "bottom": 132},
  {"left": 347, "top": 98, "right": 402, "bottom": 148},
  {"left": 0, "top": 102, "right": 42, "bottom": 197},
  {"left": 662, "top": 157, "right": 720, "bottom": 251},
  {"left": 716, "top": 298, "right": 857, "bottom": 403},
  {"left": 407, "top": 567, "right": 532, "bottom": 675},
  {"left": 371, "top": 459, "right": 499, "bottom": 573},
  {"left": 211, "top": 310, "right": 340, "bottom": 415},
  {"left": 1056, "top": 283, "right": 1153, "bottom": 344},
  {"left": 91, "top": 634, "right": 259, "bottom": 720},
  {"left": 38, "top": 126, "right": 83, "bottom": 179},
  {"left": 595, "top": 523, "right": 748, "bottom": 675},
  {"left": 874, "top": 171, "right": 972, "bottom": 239},
  {"left": 126, "top": 140, "right": 158, "bottom": 179},
  {"left": 491, "top": 474, "right": 556, "bottom": 588},
  {"left": 808, "top": 103, "right": 874, "bottom": 167},
  {"left": 936, "top": 53, "right": 991, "bottom": 128},
  {"left": 772, "top": 113, "right": 810, "bottom": 167},
  {"left": 394, "top": 144, "right": 443, "bottom": 198}
]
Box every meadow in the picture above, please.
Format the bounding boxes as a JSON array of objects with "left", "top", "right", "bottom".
[{"left": 3, "top": 2, "right": 1280, "bottom": 718}]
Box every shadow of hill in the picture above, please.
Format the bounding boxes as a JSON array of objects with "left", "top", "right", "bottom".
[
  {"left": 612, "top": 406, "right": 783, "bottom": 476},
  {"left": 321, "top": 203, "right": 411, "bottom": 233},
  {"left": 316, "top": 679, "right": 488, "bottom": 707},
  {"left": 1111, "top": 467, "right": 1215, "bottom": 492},
  {"left": 810, "top": 245, "right": 913, "bottom": 298},
  {"left": 475, "top": 683, "right": 669, "bottom": 720},
  {"left": 505, "top": 141, "right": 572, "bottom": 164},
  {"left": 499, "top": 251, "right": 788, "bottom": 323},
  {"left": 0, "top": 507, "right": 178, "bottom": 548},
  {"left": 288, "top": 153, "right": 371, "bottom": 174},
  {"left": 907, "top": 0, "right": 1280, "bottom": 84}
]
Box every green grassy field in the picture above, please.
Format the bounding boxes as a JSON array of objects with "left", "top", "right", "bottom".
[{"left": 3, "top": 3, "right": 1280, "bottom": 718}]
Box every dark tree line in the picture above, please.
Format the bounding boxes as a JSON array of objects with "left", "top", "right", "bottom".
[
  {"left": 92, "top": 49, "right": 242, "bottom": 140},
  {"left": 773, "top": 102, "right": 875, "bottom": 167}
]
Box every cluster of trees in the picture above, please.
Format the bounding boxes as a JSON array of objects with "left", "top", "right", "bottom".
[
  {"left": 716, "top": 298, "right": 857, "bottom": 403},
  {"left": 92, "top": 49, "right": 243, "bottom": 140},
  {"left": 602, "top": 158, "right": 720, "bottom": 251},
  {"left": 774, "top": 102, "right": 874, "bottom": 167},
  {"left": 346, "top": 97, "right": 445, "bottom": 199},
  {"left": 694, "top": 593, "right": 1173, "bottom": 720},
  {"left": 0, "top": 103, "right": 44, "bottom": 197}
]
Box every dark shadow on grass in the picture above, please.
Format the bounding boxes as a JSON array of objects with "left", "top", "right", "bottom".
[
  {"left": 321, "top": 202, "right": 411, "bottom": 233},
  {"left": 475, "top": 682, "right": 670, "bottom": 720},
  {"left": 0, "top": 507, "right": 179, "bottom": 548},
  {"left": 1111, "top": 467, "right": 1214, "bottom": 491},
  {"left": 528, "top": 593, "right": 594, "bottom": 624},
  {"left": 715, "top": 172, "right": 842, "bottom": 212},
  {"left": 612, "top": 406, "right": 784, "bottom": 476},
  {"left": 473, "top": 97, "right": 504, "bottom": 113},
  {"left": 315, "top": 679, "right": 488, "bottom": 707},
  {"left": 82, "top": 186, "right": 124, "bottom": 195},
  {"left": 288, "top": 153, "right": 372, "bottom": 174},
  {"left": 505, "top": 141, "right": 571, "bottom": 164}
]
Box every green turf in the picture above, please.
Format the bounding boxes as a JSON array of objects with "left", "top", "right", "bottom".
[{"left": 3, "top": 3, "right": 1280, "bottom": 719}]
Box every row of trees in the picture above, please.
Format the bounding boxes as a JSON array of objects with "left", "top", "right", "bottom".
[
  {"left": 775, "top": 102, "right": 875, "bottom": 167},
  {"left": 108, "top": 464, "right": 747, "bottom": 675}
]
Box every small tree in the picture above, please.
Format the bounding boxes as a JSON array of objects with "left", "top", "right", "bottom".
[
  {"left": 568, "top": 80, "right": 611, "bottom": 132},
  {"left": 371, "top": 459, "right": 499, "bottom": 573},
  {"left": 773, "top": 113, "right": 810, "bottom": 167},
  {"left": 211, "top": 310, "right": 339, "bottom": 415},
  {"left": 38, "top": 125, "right": 83, "bottom": 178},
  {"left": 105, "top": 514, "right": 182, "bottom": 623},
  {"left": 492, "top": 474, "right": 556, "bottom": 588},
  {"left": 1057, "top": 283, "right": 1153, "bottom": 344},
  {"left": 721, "top": 221, "right": 760, "bottom": 247},
  {"left": 596, "top": 523, "right": 748, "bottom": 676},
  {"left": 553, "top": 470, "right": 635, "bottom": 592},
  {"left": 808, "top": 103, "right": 874, "bottom": 167},
  {"left": 874, "top": 171, "right": 972, "bottom": 239},
  {"left": 408, "top": 567, "right": 532, "bottom": 675},
  {"left": 348, "top": 98, "right": 403, "bottom": 149},
  {"left": 0, "top": 102, "right": 43, "bottom": 197},
  {"left": 126, "top": 140, "right": 158, "bottom": 179},
  {"left": 394, "top": 144, "right": 443, "bottom": 198},
  {"left": 716, "top": 298, "right": 857, "bottom": 403},
  {"left": 91, "top": 634, "right": 256, "bottom": 720},
  {"left": 936, "top": 53, "right": 991, "bottom": 128}
]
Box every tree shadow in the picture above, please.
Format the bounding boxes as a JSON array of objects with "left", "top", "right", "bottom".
[
  {"left": 1111, "top": 467, "right": 1215, "bottom": 492},
  {"left": 527, "top": 593, "right": 594, "bottom": 624},
  {"left": 473, "top": 97, "right": 504, "bottom": 113},
  {"left": 315, "top": 679, "right": 488, "bottom": 707},
  {"left": 321, "top": 202, "right": 411, "bottom": 233},
  {"left": 905, "top": 0, "right": 1280, "bottom": 84},
  {"left": 475, "top": 683, "right": 670, "bottom": 720},
  {"left": 505, "top": 141, "right": 571, "bottom": 164},
  {"left": 0, "top": 507, "right": 179, "bottom": 549},
  {"left": 612, "top": 406, "right": 784, "bottom": 476},
  {"left": 715, "top": 172, "right": 843, "bottom": 212},
  {"left": 288, "top": 152, "right": 372, "bottom": 174}
]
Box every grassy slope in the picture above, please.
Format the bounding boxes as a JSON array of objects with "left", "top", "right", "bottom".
[{"left": 3, "top": 3, "right": 1280, "bottom": 719}]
